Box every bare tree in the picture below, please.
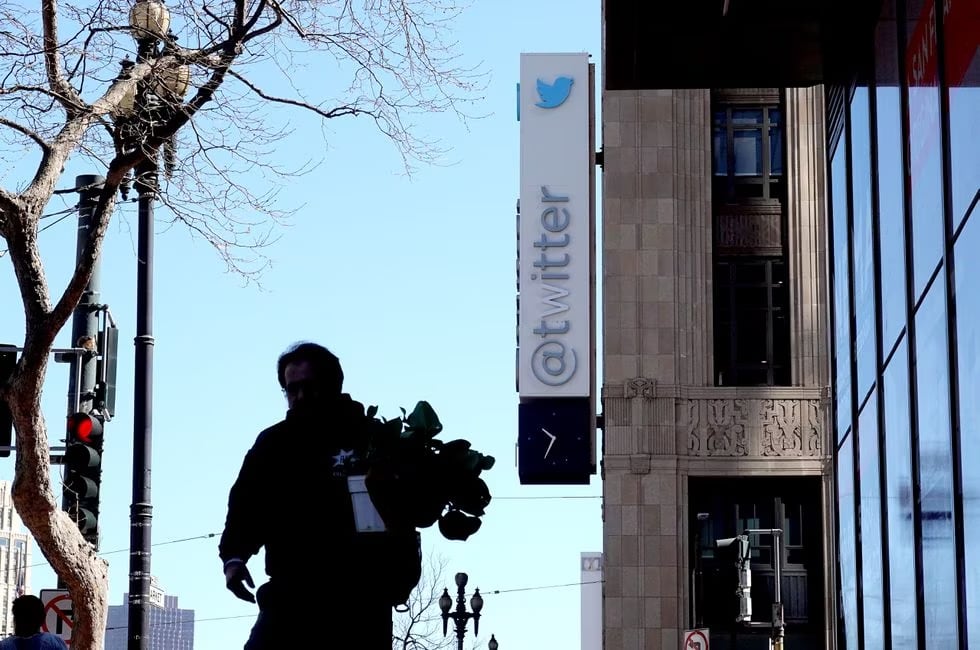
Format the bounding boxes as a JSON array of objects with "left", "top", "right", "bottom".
[
  {"left": 395, "top": 551, "right": 488, "bottom": 650},
  {"left": 0, "top": 1, "right": 481, "bottom": 647}
]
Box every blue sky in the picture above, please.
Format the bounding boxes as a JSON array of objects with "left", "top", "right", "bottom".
[{"left": 0, "top": 0, "right": 603, "bottom": 648}]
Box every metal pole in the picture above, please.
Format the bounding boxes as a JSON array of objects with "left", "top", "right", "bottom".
[
  {"left": 454, "top": 579, "right": 466, "bottom": 650},
  {"left": 67, "top": 174, "right": 104, "bottom": 417},
  {"left": 57, "top": 174, "right": 105, "bottom": 590},
  {"left": 772, "top": 531, "right": 784, "bottom": 650},
  {"left": 128, "top": 157, "right": 156, "bottom": 650}
]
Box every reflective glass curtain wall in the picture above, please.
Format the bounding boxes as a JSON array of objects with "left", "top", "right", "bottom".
[{"left": 830, "top": 0, "right": 980, "bottom": 648}]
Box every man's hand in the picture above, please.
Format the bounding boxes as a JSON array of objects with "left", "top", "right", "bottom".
[{"left": 224, "top": 559, "right": 256, "bottom": 603}]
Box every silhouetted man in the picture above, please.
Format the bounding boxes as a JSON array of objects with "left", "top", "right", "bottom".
[{"left": 220, "top": 342, "right": 417, "bottom": 649}]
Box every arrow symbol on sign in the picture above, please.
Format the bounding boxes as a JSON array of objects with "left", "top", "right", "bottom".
[{"left": 541, "top": 428, "right": 556, "bottom": 459}]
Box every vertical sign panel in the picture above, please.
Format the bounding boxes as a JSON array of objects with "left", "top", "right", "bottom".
[{"left": 518, "top": 52, "right": 593, "bottom": 398}]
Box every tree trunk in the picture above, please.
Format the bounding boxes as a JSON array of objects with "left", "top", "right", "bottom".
[
  {"left": 8, "top": 359, "right": 110, "bottom": 649},
  {"left": 2, "top": 194, "right": 110, "bottom": 649}
]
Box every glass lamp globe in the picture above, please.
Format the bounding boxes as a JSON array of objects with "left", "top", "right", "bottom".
[
  {"left": 129, "top": 0, "right": 171, "bottom": 40},
  {"left": 154, "top": 64, "right": 190, "bottom": 100},
  {"left": 117, "top": 84, "right": 136, "bottom": 115}
]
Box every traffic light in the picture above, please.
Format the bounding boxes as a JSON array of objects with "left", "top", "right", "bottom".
[
  {"left": 0, "top": 346, "right": 15, "bottom": 458},
  {"left": 63, "top": 412, "right": 104, "bottom": 547},
  {"left": 717, "top": 534, "right": 752, "bottom": 622}
]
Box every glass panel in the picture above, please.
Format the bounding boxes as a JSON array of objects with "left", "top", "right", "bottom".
[
  {"left": 832, "top": 140, "right": 853, "bottom": 439},
  {"left": 851, "top": 87, "right": 877, "bottom": 398},
  {"left": 772, "top": 281, "right": 788, "bottom": 310},
  {"left": 735, "top": 310, "right": 768, "bottom": 363},
  {"left": 906, "top": 0, "right": 945, "bottom": 298},
  {"left": 734, "top": 180, "right": 764, "bottom": 199},
  {"left": 915, "top": 282, "right": 958, "bottom": 648},
  {"left": 713, "top": 109, "right": 728, "bottom": 125},
  {"left": 883, "top": 339, "right": 918, "bottom": 649},
  {"left": 943, "top": 0, "right": 980, "bottom": 230},
  {"left": 860, "top": 396, "right": 885, "bottom": 647},
  {"left": 838, "top": 433, "right": 859, "bottom": 650},
  {"left": 736, "top": 368, "right": 769, "bottom": 385},
  {"left": 771, "top": 260, "right": 787, "bottom": 285},
  {"left": 733, "top": 129, "right": 762, "bottom": 176},
  {"left": 713, "top": 126, "right": 728, "bottom": 176},
  {"left": 768, "top": 177, "right": 783, "bottom": 201},
  {"left": 732, "top": 109, "right": 763, "bottom": 125},
  {"left": 734, "top": 286, "right": 768, "bottom": 310},
  {"left": 770, "top": 112, "right": 783, "bottom": 177},
  {"left": 736, "top": 262, "right": 767, "bottom": 285},
  {"left": 875, "top": 8, "right": 908, "bottom": 350},
  {"left": 773, "top": 312, "right": 790, "bottom": 370},
  {"left": 785, "top": 502, "right": 802, "bottom": 546},
  {"left": 955, "top": 214, "right": 980, "bottom": 647}
]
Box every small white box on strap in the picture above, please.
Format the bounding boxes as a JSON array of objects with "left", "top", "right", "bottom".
[{"left": 347, "top": 474, "right": 386, "bottom": 533}]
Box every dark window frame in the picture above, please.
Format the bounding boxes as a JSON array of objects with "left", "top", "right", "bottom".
[
  {"left": 715, "top": 257, "right": 791, "bottom": 387},
  {"left": 713, "top": 104, "right": 784, "bottom": 203}
]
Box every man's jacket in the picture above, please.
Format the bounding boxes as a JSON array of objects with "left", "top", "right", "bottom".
[{"left": 219, "top": 393, "right": 420, "bottom": 602}]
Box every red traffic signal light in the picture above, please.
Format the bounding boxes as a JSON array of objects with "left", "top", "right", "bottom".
[
  {"left": 67, "top": 412, "right": 103, "bottom": 446},
  {"left": 64, "top": 411, "right": 104, "bottom": 547}
]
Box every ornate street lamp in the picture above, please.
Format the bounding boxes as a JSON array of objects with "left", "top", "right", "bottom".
[
  {"left": 129, "top": 0, "right": 170, "bottom": 41},
  {"left": 439, "top": 572, "right": 484, "bottom": 650},
  {"left": 120, "top": 2, "right": 189, "bottom": 649}
]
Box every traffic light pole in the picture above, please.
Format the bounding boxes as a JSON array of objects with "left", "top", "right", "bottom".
[
  {"left": 66, "top": 174, "right": 105, "bottom": 418},
  {"left": 128, "top": 158, "right": 157, "bottom": 650},
  {"left": 716, "top": 528, "right": 785, "bottom": 650},
  {"left": 58, "top": 174, "right": 105, "bottom": 590}
]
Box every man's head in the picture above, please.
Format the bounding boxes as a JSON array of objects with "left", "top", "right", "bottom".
[
  {"left": 277, "top": 342, "right": 344, "bottom": 411},
  {"left": 11, "top": 594, "right": 44, "bottom": 634}
]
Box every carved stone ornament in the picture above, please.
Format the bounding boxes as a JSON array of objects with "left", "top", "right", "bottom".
[
  {"left": 685, "top": 398, "right": 824, "bottom": 458},
  {"left": 624, "top": 378, "right": 656, "bottom": 399}
]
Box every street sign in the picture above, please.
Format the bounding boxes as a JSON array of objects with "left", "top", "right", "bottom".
[
  {"left": 683, "top": 628, "right": 709, "bottom": 650},
  {"left": 40, "top": 588, "right": 74, "bottom": 645}
]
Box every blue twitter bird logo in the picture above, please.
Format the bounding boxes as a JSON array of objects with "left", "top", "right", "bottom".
[{"left": 535, "top": 76, "right": 574, "bottom": 109}]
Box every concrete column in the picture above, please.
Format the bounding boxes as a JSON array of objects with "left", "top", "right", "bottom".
[{"left": 785, "top": 85, "right": 831, "bottom": 388}]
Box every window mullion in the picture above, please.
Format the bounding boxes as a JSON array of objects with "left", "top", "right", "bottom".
[
  {"left": 727, "top": 108, "right": 735, "bottom": 198},
  {"left": 767, "top": 260, "right": 776, "bottom": 385},
  {"left": 762, "top": 108, "right": 772, "bottom": 199},
  {"left": 728, "top": 264, "right": 737, "bottom": 383}
]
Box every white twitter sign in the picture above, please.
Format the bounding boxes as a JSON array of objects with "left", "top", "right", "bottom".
[{"left": 518, "top": 53, "right": 594, "bottom": 398}]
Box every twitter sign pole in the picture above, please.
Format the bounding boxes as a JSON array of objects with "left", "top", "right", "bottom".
[{"left": 517, "top": 52, "right": 596, "bottom": 485}]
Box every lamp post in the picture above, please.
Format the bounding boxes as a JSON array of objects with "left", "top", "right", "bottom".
[
  {"left": 120, "top": 2, "right": 188, "bottom": 648},
  {"left": 439, "top": 572, "right": 484, "bottom": 650}
]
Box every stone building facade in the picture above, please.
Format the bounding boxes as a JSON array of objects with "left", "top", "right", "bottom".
[{"left": 599, "top": 87, "right": 835, "bottom": 649}]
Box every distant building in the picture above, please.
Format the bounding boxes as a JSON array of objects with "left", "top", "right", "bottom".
[
  {"left": 0, "top": 480, "right": 32, "bottom": 637},
  {"left": 105, "top": 581, "right": 194, "bottom": 650},
  {"left": 580, "top": 552, "right": 602, "bottom": 650}
]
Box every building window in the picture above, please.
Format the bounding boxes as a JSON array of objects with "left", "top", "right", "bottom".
[
  {"left": 713, "top": 105, "right": 783, "bottom": 201},
  {"left": 715, "top": 257, "right": 790, "bottom": 386},
  {"left": 690, "top": 477, "right": 825, "bottom": 636}
]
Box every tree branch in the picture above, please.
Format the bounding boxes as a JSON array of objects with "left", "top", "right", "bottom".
[
  {"left": 4, "top": 210, "right": 52, "bottom": 330},
  {"left": 0, "top": 115, "right": 50, "bottom": 153},
  {"left": 40, "top": 0, "right": 82, "bottom": 116},
  {"left": 47, "top": 173, "right": 123, "bottom": 334},
  {"left": 227, "top": 69, "right": 369, "bottom": 119}
]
